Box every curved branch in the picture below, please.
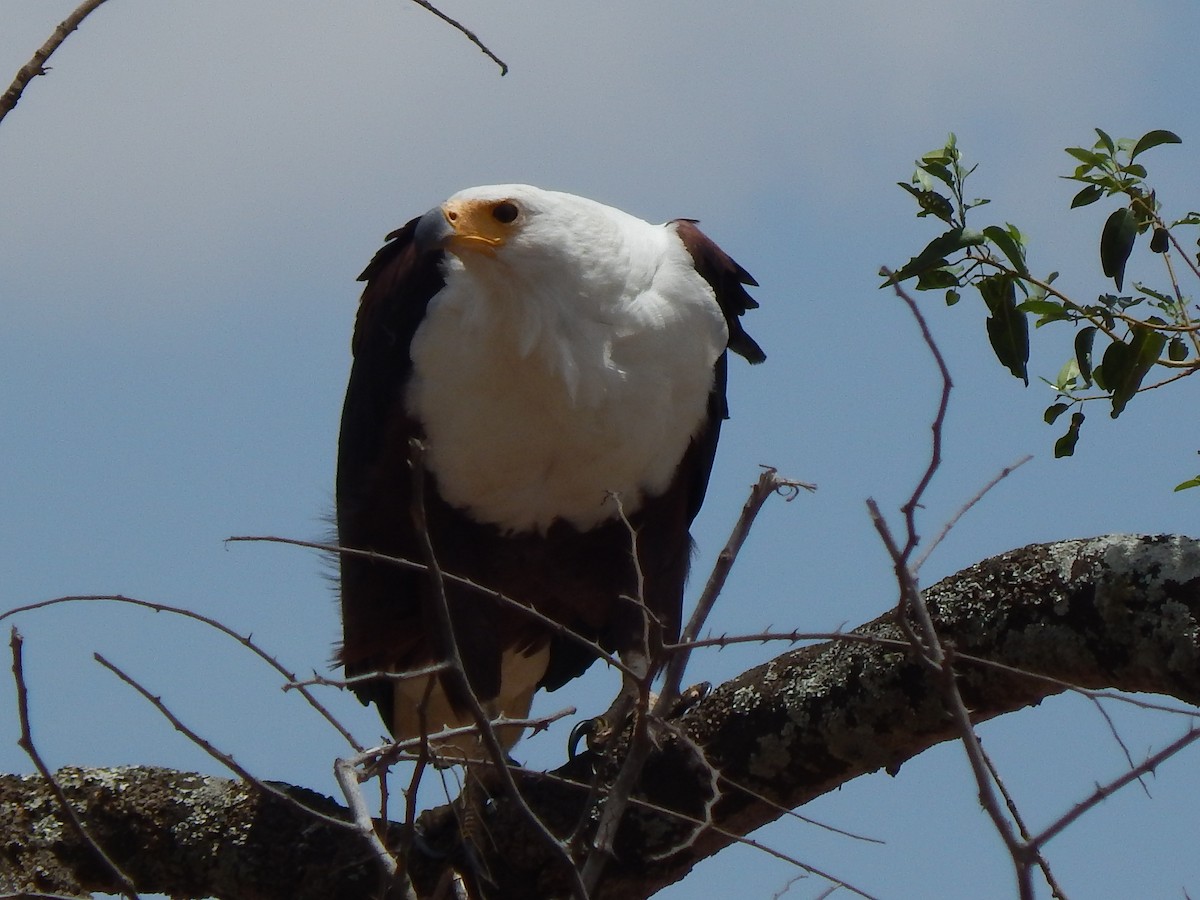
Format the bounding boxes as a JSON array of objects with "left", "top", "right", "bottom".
[{"left": 2, "top": 534, "right": 1198, "bottom": 899}]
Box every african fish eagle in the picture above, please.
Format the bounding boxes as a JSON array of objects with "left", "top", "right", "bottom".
[{"left": 336, "top": 184, "right": 763, "bottom": 761}]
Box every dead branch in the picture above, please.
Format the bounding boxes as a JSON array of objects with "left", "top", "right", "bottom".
[
  {"left": 9, "top": 629, "right": 139, "bottom": 900},
  {"left": 1, "top": 594, "right": 362, "bottom": 751},
  {"left": 405, "top": 0, "right": 508, "bottom": 75},
  {"left": 5, "top": 533, "right": 1197, "bottom": 898},
  {"left": 0, "top": 0, "right": 113, "bottom": 128},
  {"left": 1, "top": 1, "right": 505, "bottom": 134}
]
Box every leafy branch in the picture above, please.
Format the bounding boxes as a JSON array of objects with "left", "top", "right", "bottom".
[{"left": 888, "top": 129, "right": 1200, "bottom": 486}]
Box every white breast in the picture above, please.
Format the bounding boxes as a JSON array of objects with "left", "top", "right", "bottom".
[{"left": 407, "top": 219, "right": 728, "bottom": 533}]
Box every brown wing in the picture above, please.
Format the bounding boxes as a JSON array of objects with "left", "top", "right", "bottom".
[
  {"left": 338, "top": 219, "right": 546, "bottom": 724},
  {"left": 336, "top": 216, "right": 445, "bottom": 720},
  {"left": 672, "top": 218, "right": 766, "bottom": 368}
]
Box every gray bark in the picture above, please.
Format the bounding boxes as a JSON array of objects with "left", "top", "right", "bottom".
[{"left": 3, "top": 534, "right": 1198, "bottom": 899}]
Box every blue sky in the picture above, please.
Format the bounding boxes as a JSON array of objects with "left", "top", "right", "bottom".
[{"left": 2, "top": 2, "right": 1198, "bottom": 897}]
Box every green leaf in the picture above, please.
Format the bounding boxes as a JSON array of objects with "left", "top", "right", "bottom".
[
  {"left": 1074, "top": 326, "right": 1097, "bottom": 385},
  {"left": 945, "top": 289, "right": 961, "bottom": 306},
  {"left": 918, "top": 193, "right": 955, "bottom": 222},
  {"left": 1103, "top": 325, "right": 1167, "bottom": 417},
  {"left": 888, "top": 227, "right": 987, "bottom": 284},
  {"left": 1174, "top": 476, "right": 1200, "bottom": 492},
  {"left": 1053, "top": 358, "right": 1081, "bottom": 390},
  {"left": 916, "top": 266, "right": 960, "bottom": 291},
  {"left": 1150, "top": 227, "right": 1169, "bottom": 253},
  {"left": 918, "top": 161, "right": 957, "bottom": 191},
  {"left": 1017, "top": 299, "right": 1066, "bottom": 317},
  {"left": 1130, "top": 129, "right": 1182, "bottom": 160},
  {"left": 1071, "top": 184, "right": 1105, "bottom": 208},
  {"left": 1066, "top": 146, "right": 1105, "bottom": 167},
  {"left": 978, "top": 273, "right": 1030, "bottom": 384},
  {"left": 1120, "top": 163, "right": 1148, "bottom": 179},
  {"left": 1095, "top": 128, "right": 1116, "bottom": 154},
  {"left": 1169, "top": 337, "right": 1188, "bottom": 361},
  {"left": 1044, "top": 402, "right": 1070, "bottom": 425},
  {"left": 1100, "top": 207, "right": 1137, "bottom": 291},
  {"left": 983, "top": 224, "right": 1029, "bottom": 276},
  {"left": 1054, "top": 411, "right": 1085, "bottom": 457}
]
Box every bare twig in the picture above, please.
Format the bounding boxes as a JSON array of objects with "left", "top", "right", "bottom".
[
  {"left": 912, "top": 454, "right": 1033, "bottom": 572},
  {"left": 716, "top": 773, "right": 883, "bottom": 845},
  {"left": 0, "top": 1, "right": 506, "bottom": 133},
  {"left": 406, "top": 0, "right": 508, "bottom": 75},
  {"left": 10, "top": 628, "right": 141, "bottom": 900},
  {"left": 407, "top": 439, "right": 588, "bottom": 900},
  {"left": 2, "top": 594, "right": 362, "bottom": 752},
  {"left": 1085, "top": 693, "right": 1152, "bottom": 798},
  {"left": 879, "top": 269, "right": 953, "bottom": 560},
  {"left": 227, "top": 534, "right": 638, "bottom": 681},
  {"left": 333, "top": 756, "right": 403, "bottom": 887},
  {"left": 0, "top": 0, "right": 113, "bottom": 128},
  {"left": 349, "top": 709, "right": 577, "bottom": 777},
  {"left": 580, "top": 495, "right": 659, "bottom": 890},
  {"left": 657, "top": 468, "right": 810, "bottom": 718},
  {"left": 976, "top": 740, "right": 1066, "bottom": 899},
  {"left": 93, "top": 652, "right": 357, "bottom": 833},
  {"left": 873, "top": 274, "right": 1035, "bottom": 899},
  {"left": 581, "top": 471, "right": 809, "bottom": 891},
  {"left": 1029, "top": 726, "right": 1200, "bottom": 851},
  {"left": 529, "top": 766, "right": 881, "bottom": 900},
  {"left": 287, "top": 662, "right": 451, "bottom": 692}
]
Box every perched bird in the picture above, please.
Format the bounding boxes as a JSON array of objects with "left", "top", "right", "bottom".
[{"left": 336, "top": 184, "right": 763, "bottom": 762}]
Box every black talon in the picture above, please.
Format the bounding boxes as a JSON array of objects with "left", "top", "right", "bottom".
[
  {"left": 568, "top": 718, "right": 596, "bottom": 759},
  {"left": 670, "top": 681, "right": 711, "bottom": 718}
]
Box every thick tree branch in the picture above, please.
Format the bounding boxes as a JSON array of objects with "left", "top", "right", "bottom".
[
  {"left": 3, "top": 534, "right": 1198, "bottom": 899},
  {"left": 0, "top": 766, "right": 389, "bottom": 899}
]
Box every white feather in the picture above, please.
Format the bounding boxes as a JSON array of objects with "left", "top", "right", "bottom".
[{"left": 407, "top": 185, "right": 728, "bottom": 533}]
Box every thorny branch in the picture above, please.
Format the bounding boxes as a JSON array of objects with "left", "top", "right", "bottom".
[
  {"left": 6, "top": 533, "right": 1199, "bottom": 898},
  {"left": 579, "top": 469, "right": 807, "bottom": 892},
  {"left": 871, "top": 275, "right": 1050, "bottom": 899},
  {"left": 579, "top": 496, "right": 656, "bottom": 892},
  {"left": 92, "top": 652, "right": 358, "bottom": 834},
  {"left": 1, "top": 594, "right": 362, "bottom": 751},
  {"left": 407, "top": 438, "right": 590, "bottom": 900},
  {"left": 866, "top": 276, "right": 1200, "bottom": 900},
  {"left": 10, "top": 628, "right": 140, "bottom": 900},
  {"left": 657, "top": 468, "right": 811, "bottom": 719},
  {"left": 227, "top": 534, "right": 641, "bottom": 684}
]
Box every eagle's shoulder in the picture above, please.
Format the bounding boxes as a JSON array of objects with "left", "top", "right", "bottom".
[
  {"left": 670, "top": 218, "right": 766, "bottom": 366},
  {"left": 351, "top": 216, "right": 446, "bottom": 362}
]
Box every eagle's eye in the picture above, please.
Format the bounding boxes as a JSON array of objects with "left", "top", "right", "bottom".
[{"left": 491, "top": 201, "right": 520, "bottom": 224}]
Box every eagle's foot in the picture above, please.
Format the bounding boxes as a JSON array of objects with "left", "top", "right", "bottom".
[
  {"left": 669, "top": 680, "right": 712, "bottom": 717},
  {"left": 567, "top": 681, "right": 711, "bottom": 759}
]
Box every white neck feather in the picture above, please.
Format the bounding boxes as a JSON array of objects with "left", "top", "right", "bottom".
[{"left": 407, "top": 212, "right": 728, "bottom": 532}]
